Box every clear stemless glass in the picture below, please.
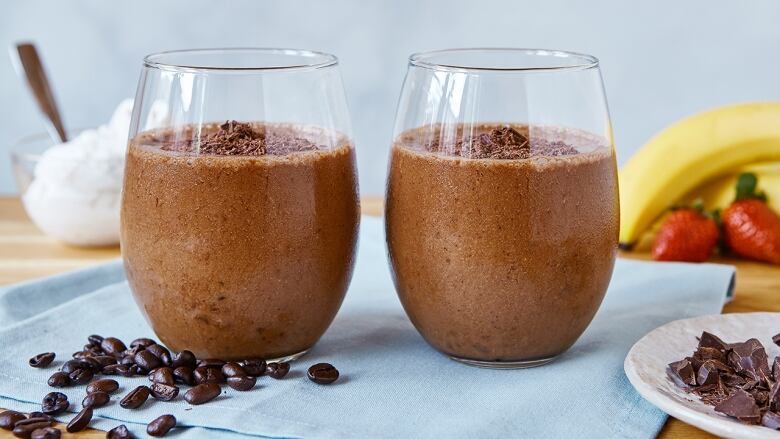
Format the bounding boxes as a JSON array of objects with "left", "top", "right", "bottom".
[
  {"left": 386, "top": 48, "right": 619, "bottom": 368},
  {"left": 121, "top": 49, "right": 359, "bottom": 361}
]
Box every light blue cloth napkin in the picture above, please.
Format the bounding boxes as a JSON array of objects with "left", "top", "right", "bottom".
[{"left": 0, "top": 217, "right": 735, "bottom": 438}]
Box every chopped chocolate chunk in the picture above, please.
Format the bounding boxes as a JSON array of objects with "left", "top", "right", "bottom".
[
  {"left": 762, "top": 411, "right": 780, "bottom": 430},
  {"left": 714, "top": 388, "right": 761, "bottom": 424},
  {"left": 694, "top": 346, "right": 726, "bottom": 363},
  {"left": 698, "top": 331, "right": 730, "bottom": 352},
  {"left": 773, "top": 357, "right": 780, "bottom": 383},
  {"left": 669, "top": 330, "right": 780, "bottom": 427},
  {"left": 668, "top": 359, "right": 697, "bottom": 388},
  {"left": 727, "top": 339, "right": 771, "bottom": 386},
  {"left": 773, "top": 333, "right": 780, "bottom": 347},
  {"left": 697, "top": 361, "right": 721, "bottom": 386},
  {"left": 770, "top": 382, "right": 780, "bottom": 411}
]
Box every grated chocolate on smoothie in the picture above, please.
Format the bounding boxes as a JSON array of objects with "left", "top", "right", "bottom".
[
  {"left": 159, "top": 121, "right": 322, "bottom": 156},
  {"left": 422, "top": 125, "right": 579, "bottom": 159}
]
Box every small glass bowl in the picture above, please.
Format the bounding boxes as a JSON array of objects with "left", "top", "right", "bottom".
[{"left": 11, "top": 130, "right": 122, "bottom": 248}]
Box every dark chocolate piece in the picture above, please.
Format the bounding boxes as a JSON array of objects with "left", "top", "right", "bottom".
[
  {"left": 668, "top": 359, "right": 696, "bottom": 388},
  {"left": 698, "top": 331, "right": 730, "bottom": 352},
  {"left": 714, "top": 388, "right": 761, "bottom": 424},
  {"left": 696, "top": 361, "right": 720, "bottom": 386},
  {"left": 763, "top": 411, "right": 780, "bottom": 430}
]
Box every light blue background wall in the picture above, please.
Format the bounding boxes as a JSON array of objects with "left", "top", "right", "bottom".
[{"left": 1, "top": 0, "right": 779, "bottom": 195}]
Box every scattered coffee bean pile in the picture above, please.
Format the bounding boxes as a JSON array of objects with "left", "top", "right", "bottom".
[
  {"left": 667, "top": 331, "right": 780, "bottom": 429},
  {"left": 0, "top": 334, "right": 340, "bottom": 438}
]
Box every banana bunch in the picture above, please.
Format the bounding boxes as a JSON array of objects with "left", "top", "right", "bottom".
[{"left": 619, "top": 102, "right": 780, "bottom": 248}]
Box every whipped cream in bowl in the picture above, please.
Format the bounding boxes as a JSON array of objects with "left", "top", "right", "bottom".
[{"left": 11, "top": 99, "right": 168, "bottom": 247}]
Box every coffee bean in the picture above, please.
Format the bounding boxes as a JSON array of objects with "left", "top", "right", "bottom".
[
  {"left": 171, "top": 350, "right": 196, "bottom": 369},
  {"left": 102, "top": 364, "right": 131, "bottom": 376},
  {"left": 100, "top": 337, "right": 127, "bottom": 356},
  {"left": 120, "top": 385, "right": 150, "bottom": 409},
  {"left": 0, "top": 410, "right": 26, "bottom": 430},
  {"left": 145, "top": 345, "right": 172, "bottom": 366},
  {"left": 221, "top": 362, "right": 246, "bottom": 378},
  {"left": 61, "top": 359, "right": 93, "bottom": 374},
  {"left": 11, "top": 418, "right": 53, "bottom": 438},
  {"left": 193, "top": 367, "right": 224, "bottom": 384},
  {"left": 68, "top": 367, "right": 93, "bottom": 384},
  {"left": 87, "top": 334, "right": 104, "bottom": 347},
  {"left": 47, "top": 372, "right": 70, "bottom": 388},
  {"left": 266, "top": 362, "right": 290, "bottom": 379},
  {"left": 120, "top": 355, "right": 136, "bottom": 366},
  {"left": 131, "top": 365, "right": 145, "bottom": 375},
  {"left": 150, "top": 367, "right": 175, "bottom": 385},
  {"left": 91, "top": 355, "right": 117, "bottom": 368},
  {"left": 173, "top": 367, "right": 194, "bottom": 386},
  {"left": 184, "top": 383, "right": 221, "bottom": 405},
  {"left": 82, "top": 391, "right": 110, "bottom": 408},
  {"left": 107, "top": 424, "right": 133, "bottom": 439},
  {"left": 85, "top": 356, "right": 105, "bottom": 370},
  {"left": 72, "top": 351, "right": 93, "bottom": 359},
  {"left": 134, "top": 350, "right": 162, "bottom": 371},
  {"left": 26, "top": 413, "right": 52, "bottom": 422},
  {"left": 150, "top": 382, "right": 179, "bottom": 401},
  {"left": 30, "top": 426, "right": 60, "bottom": 439},
  {"left": 226, "top": 375, "right": 256, "bottom": 391},
  {"left": 66, "top": 406, "right": 92, "bottom": 433},
  {"left": 130, "top": 338, "right": 156, "bottom": 349},
  {"left": 307, "top": 363, "right": 339, "bottom": 384},
  {"left": 28, "top": 353, "right": 55, "bottom": 368},
  {"left": 86, "top": 378, "right": 119, "bottom": 394},
  {"left": 197, "top": 359, "right": 225, "bottom": 369},
  {"left": 239, "top": 359, "right": 266, "bottom": 376},
  {"left": 41, "top": 392, "right": 69, "bottom": 415},
  {"left": 122, "top": 345, "right": 143, "bottom": 358},
  {"left": 147, "top": 414, "right": 176, "bottom": 437}
]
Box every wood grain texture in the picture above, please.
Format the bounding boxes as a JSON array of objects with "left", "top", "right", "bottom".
[{"left": 1, "top": 196, "right": 777, "bottom": 438}]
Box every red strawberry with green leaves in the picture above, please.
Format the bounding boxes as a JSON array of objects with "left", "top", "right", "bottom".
[
  {"left": 722, "top": 173, "right": 780, "bottom": 264},
  {"left": 652, "top": 202, "right": 720, "bottom": 262}
]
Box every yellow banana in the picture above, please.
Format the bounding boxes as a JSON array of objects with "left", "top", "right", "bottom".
[
  {"left": 619, "top": 102, "right": 780, "bottom": 247},
  {"left": 682, "top": 162, "right": 780, "bottom": 212}
]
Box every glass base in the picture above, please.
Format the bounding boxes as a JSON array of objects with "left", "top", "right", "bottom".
[
  {"left": 267, "top": 348, "right": 309, "bottom": 363},
  {"left": 448, "top": 354, "right": 557, "bottom": 369}
]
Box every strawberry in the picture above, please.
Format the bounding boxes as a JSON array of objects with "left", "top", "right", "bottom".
[
  {"left": 652, "top": 206, "right": 720, "bottom": 262},
  {"left": 722, "top": 173, "right": 780, "bottom": 264}
]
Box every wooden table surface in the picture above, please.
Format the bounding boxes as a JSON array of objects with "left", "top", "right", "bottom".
[{"left": 1, "top": 195, "right": 778, "bottom": 438}]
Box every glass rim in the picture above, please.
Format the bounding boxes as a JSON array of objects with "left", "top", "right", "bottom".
[
  {"left": 143, "top": 48, "right": 339, "bottom": 73},
  {"left": 408, "top": 48, "right": 599, "bottom": 73}
]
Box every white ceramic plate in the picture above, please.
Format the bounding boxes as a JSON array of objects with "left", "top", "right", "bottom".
[{"left": 625, "top": 312, "right": 780, "bottom": 439}]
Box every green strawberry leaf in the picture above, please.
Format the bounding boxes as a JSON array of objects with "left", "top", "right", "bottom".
[{"left": 735, "top": 172, "right": 767, "bottom": 201}]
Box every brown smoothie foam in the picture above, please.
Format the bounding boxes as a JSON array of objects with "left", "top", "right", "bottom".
[
  {"left": 121, "top": 121, "right": 359, "bottom": 360},
  {"left": 386, "top": 124, "right": 619, "bottom": 363}
]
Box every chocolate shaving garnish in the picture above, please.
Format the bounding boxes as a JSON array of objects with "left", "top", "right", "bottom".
[
  {"left": 159, "top": 121, "right": 323, "bottom": 156},
  {"left": 422, "top": 125, "right": 579, "bottom": 159},
  {"left": 669, "top": 330, "right": 780, "bottom": 427}
]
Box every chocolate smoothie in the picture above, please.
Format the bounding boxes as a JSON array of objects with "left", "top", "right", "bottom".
[
  {"left": 386, "top": 124, "right": 618, "bottom": 365},
  {"left": 121, "top": 121, "right": 359, "bottom": 360}
]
